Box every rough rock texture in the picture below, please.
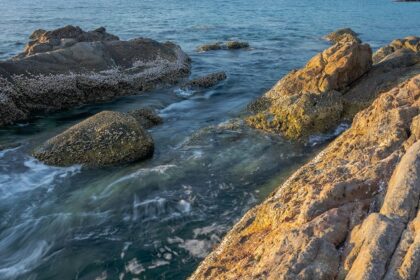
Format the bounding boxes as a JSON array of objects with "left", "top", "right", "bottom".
[
  {"left": 324, "top": 28, "right": 360, "bottom": 43},
  {"left": 343, "top": 47, "right": 420, "bottom": 118},
  {"left": 182, "top": 71, "right": 227, "bottom": 89},
  {"left": 20, "top": 25, "right": 119, "bottom": 57},
  {"left": 0, "top": 26, "right": 191, "bottom": 127},
  {"left": 33, "top": 111, "right": 154, "bottom": 167},
  {"left": 373, "top": 36, "right": 419, "bottom": 64},
  {"left": 197, "top": 41, "right": 249, "bottom": 52},
  {"left": 247, "top": 35, "right": 372, "bottom": 139},
  {"left": 127, "top": 108, "right": 163, "bottom": 129},
  {"left": 191, "top": 74, "right": 420, "bottom": 280}
]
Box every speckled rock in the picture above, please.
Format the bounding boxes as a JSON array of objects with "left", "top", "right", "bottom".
[
  {"left": 247, "top": 34, "right": 372, "bottom": 139},
  {"left": 182, "top": 72, "right": 227, "bottom": 89},
  {"left": 190, "top": 74, "right": 420, "bottom": 280},
  {"left": 20, "top": 25, "right": 119, "bottom": 57},
  {"left": 0, "top": 26, "right": 191, "bottom": 127},
  {"left": 33, "top": 111, "right": 154, "bottom": 167}
]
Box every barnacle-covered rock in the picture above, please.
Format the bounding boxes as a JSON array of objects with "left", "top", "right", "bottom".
[
  {"left": 0, "top": 26, "right": 191, "bottom": 127},
  {"left": 33, "top": 111, "right": 154, "bottom": 167}
]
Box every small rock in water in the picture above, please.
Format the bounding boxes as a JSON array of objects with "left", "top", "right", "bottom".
[
  {"left": 182, "top": 71, "right": 227, "bottom": 89},
  {"left": 225, "top": 41, "right": 249, "bottom": 49},
  {"left": 197, "top": 41, "right": 249, "bottom": 52},
  {"left": 324, "top": 27, "right": 360, "bottom": 43},
  {"left": 197, "top": 42, "right": 223, "bottom": 52}
]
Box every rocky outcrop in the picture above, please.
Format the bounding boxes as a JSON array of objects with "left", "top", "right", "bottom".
[
  {"left": 197, "top": 41, "right": 249, "bottom": 52},
  {"left": 182, "top": 71, "right": 227, "bottom": 89},
  {"left": 247, "top": 34, "right": 372, "bottom": 139},
  {"left": 373, "top": 36, "right": 419, "bottom": 64},
  {"left": 191, "top": 74, "right": 420, "bottom": 280},
  {"left": 19, "top": 25, "right": 119, "bottom": 57},
  {"left": 0, "top": 26, "right": 191, "bottom": 127},
  {"left": 33, "top": 111, "right": 154, "bottom": 167}
]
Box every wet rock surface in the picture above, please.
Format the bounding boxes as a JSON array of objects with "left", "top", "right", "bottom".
[
  {"left": 191, "top": 74, "right": 420, "bottom": 280},
  {"left": 197, "top": 41, "right": 249, "bottom": 52},
  {"left": 0, "top": 26, "right": 191, "bottom": 127},
  {"left": 33, "top": 111, "right": 154, "bottom": 167}
]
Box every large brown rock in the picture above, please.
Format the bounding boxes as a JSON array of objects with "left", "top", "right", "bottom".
[
  {"left": 190, "top": 75, "right": 420, "bottom": 280},
  {"left": 0, "top": 26, "right": 191, "bottom": 127},
  {"left": 33, "top": 111, "right": 154, "bottom": 167},
  {"left": 247, "top": 34, "right": 372, "bottom": 139},
  {"left": 373, "top": 36, "right": 419, "bottom": 64}
]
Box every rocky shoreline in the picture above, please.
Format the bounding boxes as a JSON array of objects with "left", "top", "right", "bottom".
[
  {"left": 1, "top": 24, "right": 419, "bottom": 279},
  {"left": 0, "top": 25, "right": 191, "bottom": 127},
  {"left": 191, "top": 33, "right": 420, "bottom": 279}
]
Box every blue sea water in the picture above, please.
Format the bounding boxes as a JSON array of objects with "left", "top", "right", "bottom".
[{"left": 0, "top": 0, "right": 419, "bottom": 279}]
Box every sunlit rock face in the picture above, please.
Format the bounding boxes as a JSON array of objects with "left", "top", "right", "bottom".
[
  {"left": 247, "top": 32, "right": 372, "bottom": 140},
  {"left": 373, "top": 36, "right": 419, "bottom": 64},
  {"left": 0, "top": 25, "right": 191, "bottom": 127},
  {"left": 191, "top": 75, "right": 420, "bottom": 280}
]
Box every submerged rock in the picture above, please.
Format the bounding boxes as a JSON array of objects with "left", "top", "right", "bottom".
[
  {"left": 197, "top": 41, "right": 249, "bottom": 52},
  {"left": 247, "top": 31, "right": 372, "bottom": 139},
  {"left": 197, "top": 42, "right": 223, "bottom": 52},
  {"left": 0, "top": 25, "right": 191, "bottom": 127},
  {"left": 33, "top": 111, "right": 154, "bottom": 167},
  {"left": 225, "top": 41, "right": 250, "bottom": 50},
  {"left": 182, "top": 71, "right": 227, "bottom": 89},
  {"left": 191, "top": 74, "right": 420, "bottom": 280}
]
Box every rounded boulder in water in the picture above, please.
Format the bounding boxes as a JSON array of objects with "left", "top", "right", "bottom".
[{"left": 33, "top": 111, "right": 154, "bottom": 167}]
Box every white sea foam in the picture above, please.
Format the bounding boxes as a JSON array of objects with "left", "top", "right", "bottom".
[
  {"left": 125, "top": 258, "right": 145, "bottom": 275},
  {"left": 174, "top": 88, "right": 195, "bottom": 98},
  {"left": 0, "top": 240, "right": 51, "bottom": 279},
  {"left": 0, "top": 156, "right": 80, "bottom": 198}
]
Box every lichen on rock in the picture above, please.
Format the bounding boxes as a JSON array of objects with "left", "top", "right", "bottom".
[{"left": 247, "top": 31, "right": 372, "bottom": 139}]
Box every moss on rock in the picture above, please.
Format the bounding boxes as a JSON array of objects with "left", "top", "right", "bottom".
[{"left": 33, "top": 111, "right": 154, "bottom": 167}]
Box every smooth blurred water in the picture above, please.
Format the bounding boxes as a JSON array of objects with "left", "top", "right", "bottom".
[{"left": 0, "top": 0, "right": 419, "bottom": 279}]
